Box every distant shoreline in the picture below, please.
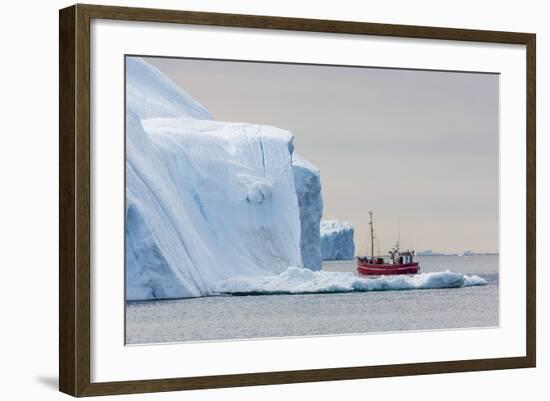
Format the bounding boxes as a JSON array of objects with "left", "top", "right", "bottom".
[
  {"left": 416, "top": 252, "right": 500, "bottom": 257},
  {"left": 332, "top": 253, "right": 500, "bottom": 260}
]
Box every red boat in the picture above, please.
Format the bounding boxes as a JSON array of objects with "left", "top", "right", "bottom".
[
  {"left": 356, "top": 211, "right": 420, "bottom": 276},
  {"left": 357, "top": 258, "right": 419, "bottom": 276}
]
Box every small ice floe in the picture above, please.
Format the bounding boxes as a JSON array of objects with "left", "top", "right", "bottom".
[{"left": 213, "top": 266, "right": 487, "bottom": 295}]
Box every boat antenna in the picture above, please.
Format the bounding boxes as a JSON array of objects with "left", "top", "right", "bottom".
[
  {"left": 369, "top": 211, "right": 375, "bottom": 258},
  {"left": 397, "top": 219, "right": 401, "bottom": 249}
]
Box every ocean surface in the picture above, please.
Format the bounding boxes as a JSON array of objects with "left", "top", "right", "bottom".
[{"left": 126, "top": 255, "right": 499, "bottom": 344}]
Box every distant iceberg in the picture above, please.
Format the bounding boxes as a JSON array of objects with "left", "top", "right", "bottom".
[
  {"left": 213, "top": 266, "right": 487, "bottom": 295},
  {"left": 418, "top": 250, "right": 444, "bottom": 256},
  {"left": 417, "top": 250, "right": 457, "bottom": 256},
  {"left": 320, "top": 220, "right": 355, "bottom": 260},
  {"left": 125, "top": 58, "right": 323, "bottom": 300}
]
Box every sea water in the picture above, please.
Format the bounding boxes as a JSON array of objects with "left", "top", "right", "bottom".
[{"left": 126, "top": 255, "right": 498, "bottom": 344}]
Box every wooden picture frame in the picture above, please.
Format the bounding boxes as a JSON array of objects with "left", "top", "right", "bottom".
[{"left": 59, "top": 3, "right": 536, "bottom": 397}]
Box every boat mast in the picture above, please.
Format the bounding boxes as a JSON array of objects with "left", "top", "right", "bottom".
[{"left": 369, "top": 211, "right": 374, "bottom": 258}]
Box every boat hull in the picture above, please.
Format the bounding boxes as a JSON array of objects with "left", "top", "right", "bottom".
[{"left": 356, "top": 261, "right": 419, "bottom": 276}]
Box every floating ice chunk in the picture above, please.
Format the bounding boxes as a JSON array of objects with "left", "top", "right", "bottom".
[
  {"left": 213, "top": 266, "right": 488, "bottom": 295},
  {"left": 463, "top": 274, "right": 489, "bottom": 286}
]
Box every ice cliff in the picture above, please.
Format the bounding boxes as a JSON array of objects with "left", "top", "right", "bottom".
[
  {"left": 292, "top": 154, "right": 323, "bottom": 270},
  {"left": 320, "top": 220, "right": 355, "bottom": 260},
  {"left": 125, "top": 57, "right": 322, "bottom": 300}
]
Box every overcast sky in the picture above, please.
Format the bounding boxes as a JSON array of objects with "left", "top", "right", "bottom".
[{"left": 143, "top": 56, "right": 499, "bottom": 255}]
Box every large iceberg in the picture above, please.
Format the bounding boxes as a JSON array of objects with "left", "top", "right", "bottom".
[
  {"left": 292, "top": 154, "right": 323, "bottom": 270},
  {"left": 320, "top": 220, "right": 355, "bottom": 260},
  {"left": 126, "top": 57, "right": 324, "bottom": 300}
]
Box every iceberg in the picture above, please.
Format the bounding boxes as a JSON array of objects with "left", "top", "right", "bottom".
[
  {"left": 126, "top": 57, "right": 327, "bottom": 300},
  {"left": 213, "top": 266, "right": 488, "bottom": 295},
  {"left": 292, "top": 154, "right": 323, "bottom": 270},
  {"left": 320, "top": 220, "right": 355, "bottom": 260}
]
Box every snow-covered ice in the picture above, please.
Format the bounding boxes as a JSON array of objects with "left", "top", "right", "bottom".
[
  {"left": 292, "top": 154, "right": 323, "bottom": 270},
  {"left": 126, "top": 58, "right": 309, "bottom": 300},
  {"left": 213, "top": 266, "right": 487, "bottom": 295},
  {"left": 126, "top": 57, "right": 212, "bottom": 121},
  {"left": 320, "top": 220, "right": 355, "bottom": 260}
]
